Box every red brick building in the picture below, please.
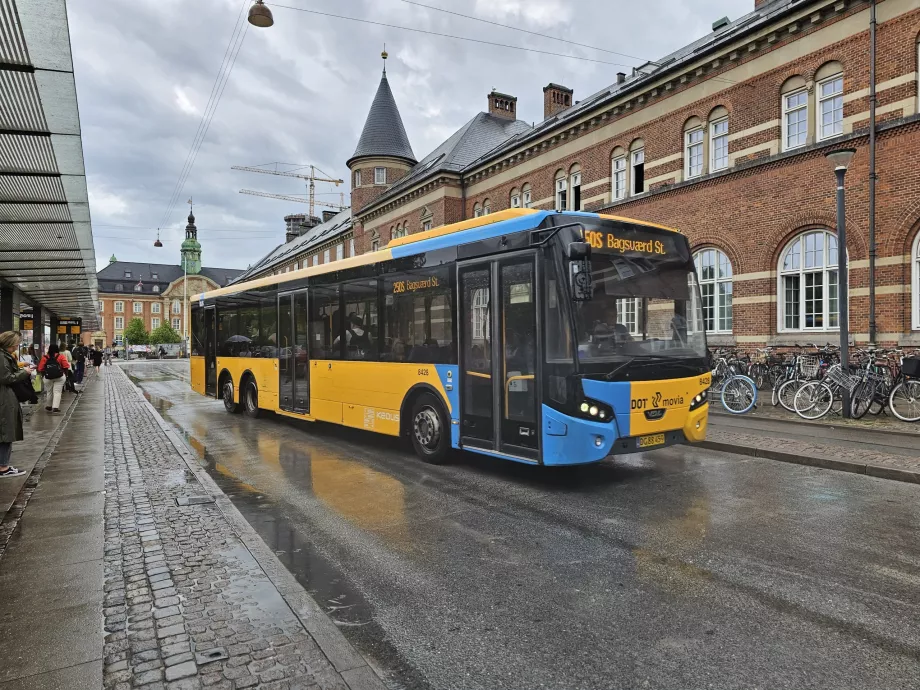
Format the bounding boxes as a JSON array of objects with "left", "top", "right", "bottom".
[{"left": 347, "top": 0, "right": 920, "bottom": 347}]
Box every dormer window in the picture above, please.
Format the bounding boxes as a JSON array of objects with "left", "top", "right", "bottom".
[{"left": 124, "top": 271, "right": 132, "bottom": 278}]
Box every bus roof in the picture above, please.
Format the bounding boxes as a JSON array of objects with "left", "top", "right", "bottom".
[{"left": 195, "top": 210, "right": 680, "bottom": 302}]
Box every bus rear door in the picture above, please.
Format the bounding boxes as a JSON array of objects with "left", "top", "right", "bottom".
[
  {"left": 459, "top": 253, "right": 541, "bottom": 462},
  {"left": 204, "top": 306, "right": 217, "bottom": 396},
  {"left": 279, "top": 289, "right": 310, "bottom": 413}
]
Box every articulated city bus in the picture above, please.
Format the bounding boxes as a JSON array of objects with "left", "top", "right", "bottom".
[{"left": 190, "top": 209, "right": 710, "bottom": 465}]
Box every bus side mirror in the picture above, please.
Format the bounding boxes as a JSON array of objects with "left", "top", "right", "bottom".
[
  {"left": 569, "top": 260, "right": 593, "bottom": 301},
  {"left": 567, "top": 241, "right": 591, "bottom": 259}
]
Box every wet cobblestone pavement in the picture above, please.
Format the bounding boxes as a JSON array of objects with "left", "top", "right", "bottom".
[{"left": 102, "top": 367, "right": 368, "bottom": 689}]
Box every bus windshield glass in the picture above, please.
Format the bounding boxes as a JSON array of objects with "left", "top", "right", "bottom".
[{"left": 571, "top": 225, "right": 707, "bottom": 372}]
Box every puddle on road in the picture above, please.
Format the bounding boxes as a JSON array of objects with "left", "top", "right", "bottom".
[{"left": 163, "top": 468, "right": 195, "bottom": 487}]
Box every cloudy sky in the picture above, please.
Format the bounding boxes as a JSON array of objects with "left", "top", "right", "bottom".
[{"left": 69, "top": 0, "right": 742, "bottom": 272}]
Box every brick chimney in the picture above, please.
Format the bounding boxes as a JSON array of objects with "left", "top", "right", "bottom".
[
  {"left": 543, "top": 83, "right": 573, "bottom": 119},
  {"left": 754, "top": 0, "right": 771, "bottom": 8},
  {"left": 488, "top": 90, "right": 517, "bottom": 120}
]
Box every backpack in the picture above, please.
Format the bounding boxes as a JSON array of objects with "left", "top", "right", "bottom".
[
  {"left": 12, "top": 377, "right": 37, "bottom": 404},
  {"left": 43, "top": 355, "right": 64, "bottom": 379}
]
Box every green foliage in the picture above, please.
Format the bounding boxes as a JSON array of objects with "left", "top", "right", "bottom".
[
  {"left": 123, "top": 317, "right": 148, "bottom": 345},
  {"left": 150, "top": 323, "right": 182, "bottom": 345}
]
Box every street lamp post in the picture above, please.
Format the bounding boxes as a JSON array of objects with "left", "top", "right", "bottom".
[{"left": 825, "top": 148, "right": 857, "bottom": 418}]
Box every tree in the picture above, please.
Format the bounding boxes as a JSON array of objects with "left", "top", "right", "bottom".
[
  {"left": 123, "top": 317, "right": 148, "bottom": 345},
  {"left": 150, "top": 323, "right": 182, "bottom": 345}
]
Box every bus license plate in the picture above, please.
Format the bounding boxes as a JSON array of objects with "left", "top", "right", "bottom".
[{"left": 636, "top": 433, "right": 665, "bottom": 449}]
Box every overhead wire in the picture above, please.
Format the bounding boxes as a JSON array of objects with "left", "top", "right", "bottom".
[
  {"left": 157, "top": 0, "right": 250, "bottom": 229},
  {"left": 268, "top": 4, "right": 634, "bottom": 68}
]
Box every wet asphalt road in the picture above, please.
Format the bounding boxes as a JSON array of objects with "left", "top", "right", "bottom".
[{"left": 124, "top": 361, "right": 920, "bottom": 690}]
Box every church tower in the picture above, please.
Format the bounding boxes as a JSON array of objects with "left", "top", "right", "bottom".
[
  {"left": 180, "top": 208, "right": 202, "bottom": 275},
  {"left": 347, "top": 51, "right": 416, "bottom": 217}
]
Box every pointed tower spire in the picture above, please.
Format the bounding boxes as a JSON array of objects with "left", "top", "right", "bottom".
[{"left": 346, "top": 52, "right": 416, "bottom": 168}]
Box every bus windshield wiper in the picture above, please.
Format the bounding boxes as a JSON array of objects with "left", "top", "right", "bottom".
[{"left": 601, "top": 355, "right": 684, "bottom": 380}]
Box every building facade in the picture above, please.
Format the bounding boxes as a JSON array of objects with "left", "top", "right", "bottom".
[
  {"left": 345, "top": 0, "right": 920, "bottom": 347},
  {"left": 88, "top": 212, "right": 242, "bottom": 346}
]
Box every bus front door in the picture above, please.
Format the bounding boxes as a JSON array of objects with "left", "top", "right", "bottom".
[
  {"left": 459, "top": 254, "right": 540, "bottom": 462},
  {"left": 279, "top": 290, "right": 310, "bottom": 413},
  {"left": 204, "top": 306, "right": 217, "bottom": 396}
]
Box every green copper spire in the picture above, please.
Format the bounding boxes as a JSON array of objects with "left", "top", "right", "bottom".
[{"left": 180, "top": 209, "right": 202, "bottom": 275}]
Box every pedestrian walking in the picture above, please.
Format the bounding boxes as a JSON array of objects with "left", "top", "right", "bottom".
[
  {"left": 37, "top": 343, "right": 69, "bottom": 413},
  {"left": 0, "top": 331, "right": 36, "bottom": 477},
  {"left": 73, "top": 344, "right": 86, "bottom": 384},
  {"left": 91, "top": 345, "right": 103, "bottom": 373},
  {"left": 104, "top": 344, "right": 113, "bottom": 366}
]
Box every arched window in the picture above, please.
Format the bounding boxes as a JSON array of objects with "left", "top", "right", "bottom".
[
  {"left": 371, "top": 230, "right": 380, "bottom": 252},
  {"left": 694, "top": 248, "right": 733, "bottom": 333},
  {"left": 912, "top": 230, "right": 920, "bottom": 330},
  {"left": 482, "top": 198, "right": 491, "bottom": 215},
  {"left": 611, "top": 146, "right": 627, "bottom": 201},
  {"left": 421, "top": 207, "right": 433, "bottom": 232},
  {"left": 815, "top": 61, "right": 844, "bottom": 141},
  {"left": 568, "top": 163, "right": 582, "bottom": 210},
  {"left": 554, "top": 169, "right": 566, "bottom": 210},
  {"left": 709, "top": 106, "right": 729, "bottom": 172},
  {"left": 684, "top": 116, "right": 704, "bottom": 179},
  {"left": 473, "top": 202, "right": 482, "bottom": 218},
  {"left": 629, "top": 139, "right": 645, "bottom": 195},
  {"left": 778, "top": 229, "right": 842, "bottom": 331},
  {"left": 510, "top": 187, "right": 521, "bottom": 208},
  {"left": 522, "top": 183, "right": 532, "bottom": 208},
  {"left": 781, "top": 75, "right": 808, "bottom": 151}
]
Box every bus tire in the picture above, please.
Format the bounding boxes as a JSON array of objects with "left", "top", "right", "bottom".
[
  {"left": 242, "top": 378, "right": 260, "bottom": 418},
  {"left": 409, "top": 393, "right": 450, "bottom": 464},
  {"left": 221, "top": 374, "right": 239, "bottom": 414}
]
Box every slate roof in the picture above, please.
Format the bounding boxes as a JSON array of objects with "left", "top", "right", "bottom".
[
  {"left": 347, "top": 70, "right": 416, "bottom": 166},
  {"left": 360, "top": 112, "right": 532, "bottom": 213},
  {"left": 97, "top": 262, "right": 244, "bottom": 295},
  {"left": 231, "top": 208, "right": 353, "bottom": 283}
]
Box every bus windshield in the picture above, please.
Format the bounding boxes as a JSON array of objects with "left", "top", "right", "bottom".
[{"left": 570, "top": 226, "right": 707, "bottom": 374}]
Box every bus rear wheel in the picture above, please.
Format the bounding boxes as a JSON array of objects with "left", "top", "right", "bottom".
[
  {"left": 222, "top": 378, "right": 239, "bottom": 413},
  {"left": 242, "top": 379, "right": 260, "bottom": 418},
  {"left": 410, "top": 393, "right": 449, "bottom": 464}
]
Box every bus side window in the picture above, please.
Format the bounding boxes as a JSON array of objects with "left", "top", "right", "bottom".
[{"left": 310, "top": 286, "right": 341, "bottom": 360}]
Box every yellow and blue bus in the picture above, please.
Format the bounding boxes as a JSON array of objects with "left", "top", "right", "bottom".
[{"left": 189, "top": 209, "right": 710, "bottom": 466}]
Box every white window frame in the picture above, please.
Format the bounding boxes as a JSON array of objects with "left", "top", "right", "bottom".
[
  {"left": 151, "top": 317, "right": 160, "bottom": 330},
  {"left": 568, "top": 172, "right": 581, "bottom": 210},
  {"left": 133, "top": 302, "right": 142, "bottom": 314},
  {"left": 471, "top": 288, "right": 490, "bottom": 341},
  {"left": 473, "top": 203, "right": 482, "bottom": 218},
  {"left": 349, "top": 238, "right": 355, "bottom": 256},
  {"left": 555, "top": 176, "right": 567, "bottom": 211},
  {"left": 482, "top": 199, "right": 491, "bottom": 215},
  {"left": 422, "top": 219, "right": 432, "bottom": 232},
  {"left": 817, "top": 73, "right": 844, "bottom": 141},
  {"left": 612, "top": 156, "right": 627, "bottom": 200},
  {"left": 710, "top": 118, "right": 729, "bottom": 172},
  {"left": 685, "top": 128, "right": 704, "bottom": 179},
  {"left": 114, "top": 334, "right": 124, "bottom": 346},
  {"left": 323, "top": 248, "right": 330, "bottom": 263},
  {"left": 114, "top": 301, "right": 124, "bottom": 313},
  {"left": 134, "top": 284, "right": 142, "bottom": 292},
  {"left": 354, "top": 169, "right": 361, "bottom": 187},
  {"left": 778, "top": 229, "right": 842, "bottom": 332},
  {"left": 152, "top": 285, "right": 160, "bottom": 293},
  {"left": 782, "top": 88, "right": 809, "bottom": 151},
  {"left": 374, "top": 167, "right": 386, "bottom": 185},
  {"left": 312, "top": 255, "right": 319, "bottom": 266},
  {"left": 172, "top": 318, "right": 181, "bottom": 331},
  {"left": 631, "top": 149, "right": 645, "bottom": 195},
  {"left": 336, "top": 243, "right": 344, "bottom": 261},
  {"left": 912, "top": 230, "right": 920, "bottom": 330},
  {"left": 151, "top": 303, "right": 161, "bottom": 314},
  {"left": 98, "top": 300, "right": 104, "bottom": 312},
  {"left": 694, "top": 248, "right": 733, "bottom": 333},
  {"left": 172, "top": 299, "right": 181, "bottom": 314},
  {"left": 522, "top": 184, "right": 532, "bottom": 208},
  {"left": 114, "top": 316, "right": 124, "bottom": 330},
  {"left": 616, "top": 298, "right": 641, "bottom": 335},
  {"left": 371, "top": 239, "right": 380, "bottom": 252},
  {"left": 510, "top": 192, "right": 521, "bottom": 208}
]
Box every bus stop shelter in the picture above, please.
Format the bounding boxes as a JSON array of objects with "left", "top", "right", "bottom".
[{"left": 0, "top": 0, "right": 98, "bottom": 348}]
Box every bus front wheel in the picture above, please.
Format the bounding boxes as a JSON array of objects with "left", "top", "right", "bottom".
[{"left": 410, "top": 393, "right": 449, "bottom": 464}]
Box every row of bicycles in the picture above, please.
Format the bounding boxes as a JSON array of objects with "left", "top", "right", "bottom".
[{"left": 708, "top": 344, "right": 920, "bottom": 421}]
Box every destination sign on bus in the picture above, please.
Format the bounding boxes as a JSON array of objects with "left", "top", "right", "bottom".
[
  {"left": 585, "top": 229, "right": 668, "bottom": 256},
  {"left": 392, "top": 275, "right": 441, "bottom": 294}
]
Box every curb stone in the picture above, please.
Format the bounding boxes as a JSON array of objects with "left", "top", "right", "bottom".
[
  {"left": 698, "top": 439, "right": 920, "bottom": 485},
  {"left": 117, "top": 365, "right": 389, "bottom": 690}
]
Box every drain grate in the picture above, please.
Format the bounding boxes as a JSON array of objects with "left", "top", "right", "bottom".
[
  {"left": 175, "top": 495, "right": 215, "bottom": 506},
  {"left": 195, "top": 647, "right": 229, "bottom": 665}
]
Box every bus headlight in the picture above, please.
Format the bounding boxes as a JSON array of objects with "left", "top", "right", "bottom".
[
  {"left": 576, "top": 397, "right": 613, "bottom": 422},
  {"left": 689, "top": 390, "right": 708, "bottom": 411}
]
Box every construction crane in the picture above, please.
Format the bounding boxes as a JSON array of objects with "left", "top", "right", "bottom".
[{"left": 232, "top": 163, "right": 345, "bottom": 218}]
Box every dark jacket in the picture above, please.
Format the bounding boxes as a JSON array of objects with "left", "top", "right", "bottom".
[
  {"left": 0, "top": 349, "right": 29, "bottom": 444},
  {"left": 91, "top": 350, "right": 103, "bottom": 366}
]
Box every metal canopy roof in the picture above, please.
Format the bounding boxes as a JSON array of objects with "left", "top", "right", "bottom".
[{"left": 0, "top": 0, "right": 98, "bottom": 329}]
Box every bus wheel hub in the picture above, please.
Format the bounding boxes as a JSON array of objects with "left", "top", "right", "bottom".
[{"left": 414, "top": 408, "right": 440, "bottom": 448}]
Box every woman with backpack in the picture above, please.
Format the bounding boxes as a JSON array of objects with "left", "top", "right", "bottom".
[
  {"left": 37, "top": 343, "right": 70, "bottom": 413},
  {"left": 0, "top": 331, "right": 36, "bottom": 478}
]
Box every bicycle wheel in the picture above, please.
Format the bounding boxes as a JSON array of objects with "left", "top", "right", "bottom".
[
  {"left": 777, "top": 378, "right": 803, "bottom": 412},
  {"left": 721, "top": 375, "right": 757, "bottom": 414},
  {"left": 794, "top": 381, "right": 834, "bottom": 420},
  {"left": 888, "top": 380, "right": 920, "bottom": 422},
  {"left": 749, "top": 364, "right": 768, "bottom": 390},
  {"left": 850, "top": 380, "right": 876, "bottom": 420}
]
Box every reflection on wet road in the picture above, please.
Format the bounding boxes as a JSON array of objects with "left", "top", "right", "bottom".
[{"left": 126, "top": 361, "right": 920, "bottom": 690}]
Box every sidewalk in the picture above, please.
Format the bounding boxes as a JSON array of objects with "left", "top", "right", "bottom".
[
  {"left": 0, "top": 366, "right": 386, "bottom": 690},
  {"left": 705, "top": 410, "right": 920, "bottom": 484}
]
